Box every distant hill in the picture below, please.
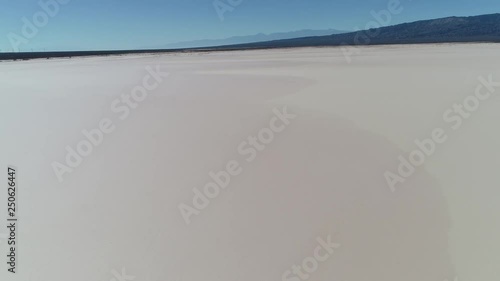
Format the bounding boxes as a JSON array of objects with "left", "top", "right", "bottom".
[
  {"left": 2, "top": 14, "right": 499, "bottom": 61},
  {"left": 161, "top": 29, "right": 346, "bottom": 49},
  {"left": 216, "top": 13, "right": 500, "bottom": 49}
]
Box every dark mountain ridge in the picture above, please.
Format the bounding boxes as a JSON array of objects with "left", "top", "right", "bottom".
[
  {"left": 1, "top": 13, "right": 499, "bottom": 61},
  {"left": 218, "top": 13, "right": 500, "bottom": 49},
  {"left": 160, "top": 29, "right": 346, "bottom": 49}
]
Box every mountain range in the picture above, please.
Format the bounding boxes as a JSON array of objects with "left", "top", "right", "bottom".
[
  {"left": 2, "top": 13, "right": 499, "bottom": 61},
  {"left": 213, "top": 13, "right": 500, "bottom": 49},
  {"left": 161, "top": 29, "right": 346, "bottom": 49}
]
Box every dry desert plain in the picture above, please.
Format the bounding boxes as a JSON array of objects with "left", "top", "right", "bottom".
[{"left": 1, "top": 44, "right": 500, "bottom": 281}]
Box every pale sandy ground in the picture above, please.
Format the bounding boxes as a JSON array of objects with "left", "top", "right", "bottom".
[{"left": 0, "top": 44, "right": 499, "bottom": 281}]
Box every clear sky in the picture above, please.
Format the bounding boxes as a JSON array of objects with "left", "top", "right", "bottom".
[{"left": 0, "top": 0, "right": 499, "bottom": 51}]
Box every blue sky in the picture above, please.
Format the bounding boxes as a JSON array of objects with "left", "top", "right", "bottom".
[{"left": 0, "top": 0, "right": 499, "bottom": 51}]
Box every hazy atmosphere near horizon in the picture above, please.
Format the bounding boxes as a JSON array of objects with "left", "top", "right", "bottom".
[
  {"left": 1, "top": 0, "right": 499, "bottom": 51},
  {"left": 1, "top": 1, "right": 500, "bottom": 281}
]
